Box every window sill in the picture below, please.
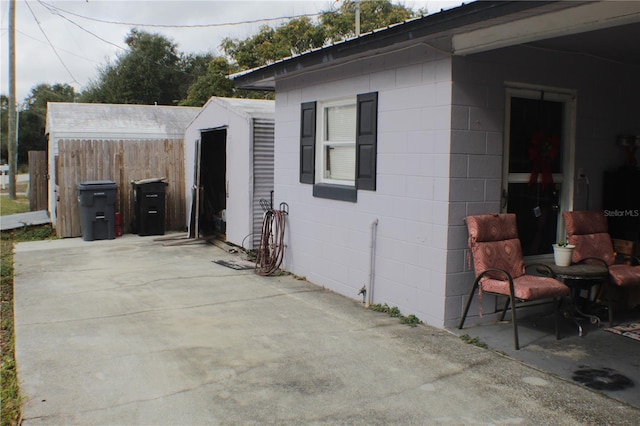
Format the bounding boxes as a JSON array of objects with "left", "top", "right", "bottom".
[{"left": 313, "top": 183, "right": 357, "bottom": 202}]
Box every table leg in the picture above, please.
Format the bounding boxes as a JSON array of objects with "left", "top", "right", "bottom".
[{"left": 565, "top": 284, "right": 602, "bottom": 336}]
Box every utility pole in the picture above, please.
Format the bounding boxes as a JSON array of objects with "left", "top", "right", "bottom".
[
  {"left": 355, "top": 0, "right": 361, "bottom": 37},
  {"left": 8, "top": 0, "right": 17, "bottom": 199}
]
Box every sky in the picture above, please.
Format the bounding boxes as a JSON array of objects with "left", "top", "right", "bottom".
[{"left": 1, "top": 0, "right": 464, "bottom": 104}]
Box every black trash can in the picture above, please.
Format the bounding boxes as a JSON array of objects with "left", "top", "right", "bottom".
[
  {"left": 132, "top": 178, "right": 168, "bottom": 236},
  {"left": 77, "top": 180, "right": 117, "bottom": 241}
]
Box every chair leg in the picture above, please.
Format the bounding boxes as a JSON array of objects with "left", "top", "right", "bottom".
[
  {"left": 509, "top": 293, "right": 519, "bottom": 350},
  {"left": 499, "top": 297, "right": 510, "bottom": 322},
  {"left": 607, "top": 283, "right": 614, "bottom": 327},
  {"left": 458, "top": 278, "right": 480, "bottom": 330},
  {"left": 555, "top": 297, "right": 562, "bottom": 340}
]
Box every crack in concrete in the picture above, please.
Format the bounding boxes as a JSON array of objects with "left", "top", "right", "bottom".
[{"left": 21, "top": 288, "right": 324, "bottom": 326}]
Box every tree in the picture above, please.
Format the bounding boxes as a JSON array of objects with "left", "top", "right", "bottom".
[
  {"left": 179, "top": 57, "right": 235, "bottom": 106},
  {"left": 222, "top": 17, "right": 325, "bottom": 69},
  {"left": 81, "top": 29, "right": 186, "bottom": 105},
  {"left": 221, "top": 0, "right": 417, "bottom": 70},
  {"left": 1, "top": 85, "right": 77, "bottom": 167},
  {"left": 1, "top": 95, "right": 9, "bottom": 164},
  {"left": 320, "top": 0, "right": 417, "bottom": 42},
  {"left": 17, "top": 83, "right": 77, "bottom": 164},
  {"left": 178, "top": 52, "right": 216, "bottom": 101}
]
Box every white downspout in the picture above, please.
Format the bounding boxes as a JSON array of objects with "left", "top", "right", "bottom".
[{"left": 367, "top": 218, "right": 378, "bottom": 307}]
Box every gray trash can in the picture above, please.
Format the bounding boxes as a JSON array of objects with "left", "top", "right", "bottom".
[{"left": 77, "top": 180, "right": 117, "bottom": 241}]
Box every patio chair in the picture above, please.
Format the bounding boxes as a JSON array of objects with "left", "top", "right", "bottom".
[
  {"left": 458, "top": 213, "right": 570, "bottom": 350},
  {"left": 564, "top": 210, "right": 640, "bottom": 326}
]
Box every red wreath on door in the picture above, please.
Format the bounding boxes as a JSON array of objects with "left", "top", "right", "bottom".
[{"left": 528, "top": 129, "right": 560, "bottom": 188}]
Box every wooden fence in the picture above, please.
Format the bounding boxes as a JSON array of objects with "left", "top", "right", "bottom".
[
  {"left": 28, "top": 151, "right": 47, "bottom": 211},
  {"left": 56, "top": 139, "right": 185, "bottom": 238}
]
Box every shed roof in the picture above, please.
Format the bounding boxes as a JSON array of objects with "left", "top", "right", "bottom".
[
  {"left": 196, "top": 97, "right": 275, "bottom": 123},
  {"left": 46, "top": 103, "right": 201, "bottom": 139}
]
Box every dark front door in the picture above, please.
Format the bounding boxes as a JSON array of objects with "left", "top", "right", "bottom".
[{"left": 503, "top": 87, "right": 575, "bottom": 257}]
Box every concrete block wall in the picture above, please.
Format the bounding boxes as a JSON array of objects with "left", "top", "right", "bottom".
[
  {"left": 445, "top": 45, "right": 640, "bottom": 327},
  {"left": 272, "top": 39, "right": 639, "bottom": 330},
  {"left": 275, "top": 44, "right": 453, "bottom": 327}
]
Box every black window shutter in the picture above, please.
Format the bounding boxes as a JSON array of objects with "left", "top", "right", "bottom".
[
  {"left": 300, "top": 101, "right": 316, "bottom": 184},
  {"left": 356, "top": 92, "right": 378, "bottom": 190}
]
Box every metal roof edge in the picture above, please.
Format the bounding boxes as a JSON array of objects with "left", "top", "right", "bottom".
[
  {"left": 231, "top": 1, "right": 554, "bottom": 90},
  {"left": 186, "top": 96, "right": 275, "bottom": 129}
]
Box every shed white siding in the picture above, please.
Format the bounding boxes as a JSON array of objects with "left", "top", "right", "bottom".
[
  {"left": 183, "top": 97, "right": 274, "bottom": 249},
  {"left": 252, "top": 119, "right": 275, "bottom": 248}
]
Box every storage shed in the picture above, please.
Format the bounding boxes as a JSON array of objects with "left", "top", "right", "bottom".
[
  {"left": 46, "top": 102, "right": 200, "bottom": 238},
  {"left": 184, "top": 97, "right": 275, "bottom": 249}
]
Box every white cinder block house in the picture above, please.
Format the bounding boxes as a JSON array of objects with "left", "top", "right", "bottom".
[
  {"left": 184, "top": 97, "right": 275, "bottom": 249},
  {"left": 232, "top": 1, "right": 640, "bottom": 328}
]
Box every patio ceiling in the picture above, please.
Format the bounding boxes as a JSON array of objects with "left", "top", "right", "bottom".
[
  {"left": 524, "top": 21, "right": 640, "bottom": 67},
  {"left": 453, "top": 1, "right": 640, "bottom": 66}
]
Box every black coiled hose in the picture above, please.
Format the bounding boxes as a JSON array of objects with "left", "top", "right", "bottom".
[{"left": 255, "top": 209, "right": 286, "bottom": 276}]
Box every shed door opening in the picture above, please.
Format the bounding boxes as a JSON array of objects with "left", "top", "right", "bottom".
[{"left": 198, "top": 128, "right": 227, "bottom": 238}]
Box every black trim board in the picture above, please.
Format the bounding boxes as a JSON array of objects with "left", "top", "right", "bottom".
[{"left": 313, "top": 184, "right": 357, "bottom": 202}]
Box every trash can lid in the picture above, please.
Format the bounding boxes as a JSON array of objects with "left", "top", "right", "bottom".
[
  {"left": 131, "top": 177, "right": 167, "bottom": 185},
  {"left": 78, "top": 180, "right": 117, "bottom": 189}
]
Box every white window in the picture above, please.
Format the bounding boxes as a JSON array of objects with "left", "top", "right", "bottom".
[
  {"left": 300, "top": 92, "right": 377, "bottom": 200},
  {"left": 316, "top": 98, "right": 356, "bottom": 185}
]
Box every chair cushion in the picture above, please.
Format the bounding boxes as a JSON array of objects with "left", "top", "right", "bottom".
[
  {"left": 570, "top": 234, "right": 615, "bottom": 266},
  {"left": 481, "top": 275, "right": 569, "bottom": 301},
  {"left": 471, "top": 239, "right": 525, "bottom": 280},
  {"left": 609, "top": 264, "right": 640, "bottom": 287},
  {"left": 565, "top": 210, "right": 615, "bottom": 265},
  {"left": 564, "top": 210, "right": 609, "bottom": 235},
  {"left": 467, "top": 214, "right": 525, "bottom": 280},
  {"left": 467, "top": 213, "right": 518, "bottom": 242}
]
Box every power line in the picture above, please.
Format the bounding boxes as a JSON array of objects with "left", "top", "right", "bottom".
[
  {"left": 32, "top": 2, "right": 213, "bottom": 83},
  {"left": 37, "top": 0, "right": 324, "bottom": 29},
  {"left": 16, "top": 29, "right": 102, "bottom": 65},
  {"left": 13, "top": 1, "right": 336, "bottom": 101},
  {"left": 24, "top": 0, "right": 79, "bottom": 84},
  {"left": 41, "top": 5, "right": 126, "bottom": 52},
  {"left": 30, "top": 0, "right": 326, "bottom": 87}
]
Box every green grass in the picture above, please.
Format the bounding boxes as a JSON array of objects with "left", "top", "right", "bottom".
[
  {"left": 0, "top": 195, "right": 30, "bottom": 216},
  {"left": 459, "top": 334, "right": 489, "bottom": 349},
  {"left": 369, "top": 303, "right": 423, "bottom": 327},
  {"left": 1, "top": 224, "right": 57, "bottom": 426}
]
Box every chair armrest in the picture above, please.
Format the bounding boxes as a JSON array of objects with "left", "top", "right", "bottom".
[
  {"left": 475, "top": 268, "right": 516, "bottom": 299},
  {"left": 576, "top": 257, "right": 609, "bottom": 269},
  {"left": 615, "top": 253, "right": 640, "bottom": 266},
  {"left": 476, "top": 268, "right": 513, "bottom": 282},
  {"left": 528, "top": 263, "right": 557, "bottom": 278}
]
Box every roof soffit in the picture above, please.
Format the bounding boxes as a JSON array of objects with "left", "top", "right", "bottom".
[{"left": 452, "top": 1, "right": 640, "bottom": 55}]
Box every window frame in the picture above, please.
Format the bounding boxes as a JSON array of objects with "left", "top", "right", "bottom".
[
  {"left": 299, "top": 91, "right": 378, "bottom": 202},
  {"left": 316, "top": 97, "right": 358, "bottom": 187}
]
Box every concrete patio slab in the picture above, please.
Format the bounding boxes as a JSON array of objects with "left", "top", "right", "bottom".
[{"left": 13, "top": 234, "right": 640, "bottom": 425}]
